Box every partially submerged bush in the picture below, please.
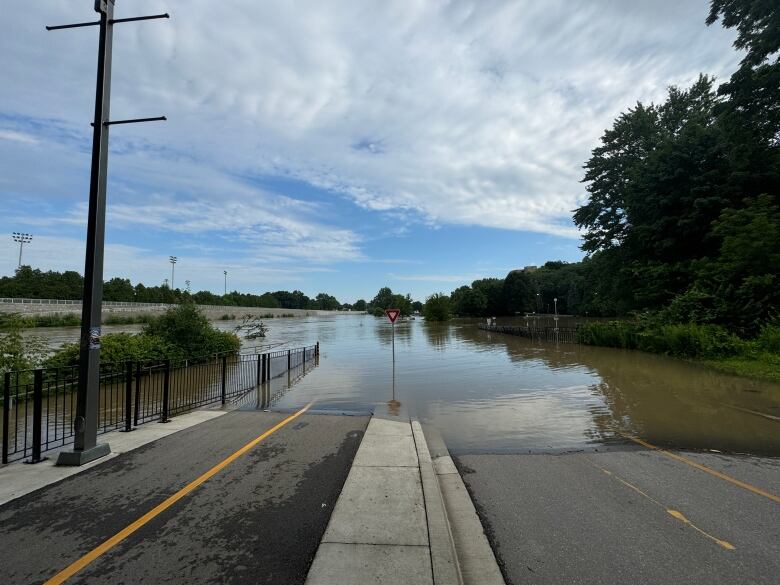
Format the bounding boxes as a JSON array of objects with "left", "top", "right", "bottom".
[{"left": 47, "top": 303, "right": 240, "bottom": 370}]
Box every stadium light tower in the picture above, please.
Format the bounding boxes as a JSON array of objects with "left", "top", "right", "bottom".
[
  {"left": 169, "top": 256, "right": 177, "bottom": 289},
  {"left": 11, "top": 232, "right": 33, "bottom": 268}
]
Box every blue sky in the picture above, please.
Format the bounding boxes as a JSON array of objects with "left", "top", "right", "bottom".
[{"left": 0, "top": 1, "right": 740, "bottom": 302}]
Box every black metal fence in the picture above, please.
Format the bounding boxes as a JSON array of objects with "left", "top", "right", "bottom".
[
  {"left": 478, "top": 324, "right": 579, "bottom": 344},
  {"left": 1, "top": 343, "right": 319, "bottom": 465}
]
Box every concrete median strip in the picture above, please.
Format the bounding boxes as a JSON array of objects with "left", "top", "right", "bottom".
[{"left": 307, "top": 416, "right": 499, "bottom": 585}]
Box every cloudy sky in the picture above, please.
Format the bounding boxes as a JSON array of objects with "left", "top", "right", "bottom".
[{"left": 0, "top": 1, "right": 741, "bottom": 302}]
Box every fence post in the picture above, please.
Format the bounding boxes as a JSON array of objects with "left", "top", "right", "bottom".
[
  {"left": 123, "top": 362, "right": 133, "bottom": 432},
  {"left": 221, "top": 355, "right": 227, "bottom": 405},
  {"left": 287, "top": 349, "right": 291, "bottom": 370},
  {"left": 2, "top": 372, "right": 9, "bottom": 464},
  {"left": 161, "top": 360, "right": 170, "bottom": 423},
  {"left": 261, "top": 354, "right": 267, "bottom": 384},
  {"left": 315, "top": 342, "right": 320, "bottom": 358},
  {"left": 29, "top": 369, "right": 43, "bottom": 463},
  {"left": 256, "top": 354, "right": 262, "bottom": 387},
  {"left": 134, "top": 362, "right": 141, "bottom": 427}
]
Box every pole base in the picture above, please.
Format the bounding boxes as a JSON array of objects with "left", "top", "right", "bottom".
[{"left": 55, "top": 443, "right": 111, "bottom": 466}]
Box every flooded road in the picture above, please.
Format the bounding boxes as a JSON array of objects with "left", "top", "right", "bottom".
[{"left": 22, "top": 314, "right": 780, "bottom": 455}]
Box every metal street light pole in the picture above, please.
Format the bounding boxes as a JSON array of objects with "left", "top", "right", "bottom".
[
  {"left": 11, "top": 233, "right": 33, "bottom": 268},
  {"left": 223, "top": 270, "right": 228, "bottom": 296},
  {"left": 169, "top": 256, "right": 177, "bottom": 289},
  {"left": 48, "top": 1, "right": 169, "bottom": 466}
]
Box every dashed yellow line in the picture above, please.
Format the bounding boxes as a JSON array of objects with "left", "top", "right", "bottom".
[
  {"left": 622, "top": 434, "right": 780, "bottom": 505},
  {"left": 44, "top": 402, "right": 314, "bottom": 585},
  {"left": 584, "top": 457, "right": 735, "bottom": 550}
]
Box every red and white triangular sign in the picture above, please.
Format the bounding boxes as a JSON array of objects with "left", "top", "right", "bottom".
[{"left": 385, "top": 308, "right": 401, "bottom": 323}]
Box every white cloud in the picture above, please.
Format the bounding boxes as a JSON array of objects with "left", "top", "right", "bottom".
[
  {"left": 0, "top": 0, "right": 740, "bottom": 240},
  {"left": 0, "top": 130, "right": 38, "bottom": 144}
]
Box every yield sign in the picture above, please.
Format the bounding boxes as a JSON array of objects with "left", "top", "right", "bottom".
[{"left": 385, "top": 308, "right": 401, "bottom": 323}]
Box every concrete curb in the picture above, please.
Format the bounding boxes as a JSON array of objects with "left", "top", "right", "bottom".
[
  {"left": 432, "top": 448, "right": 506, "bottom": 585},
  {"left": 412, "top": 420, "right": 463, "bottom": 585}
]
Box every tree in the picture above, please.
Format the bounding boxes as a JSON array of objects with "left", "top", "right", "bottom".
[
  {"left": 353, "top": 299, "right": 367, "bottom": 311},
  {"left": 370, "top": 287, "right": 394, "bottom": 310},
  {"left": 471, "top": 278, "right": 505, "bottom": 316},
  {"left": 450, "top": 285, "right": 487, "bottom": 316},
  {"left": 503, "top": 270, "right": 534, "bottom": 315},
  {"left": 104, "top": 277, "right": 135, "bottom": 302},
  {"left": 423, "top": 293, "right": 451, "bottom": 322}
]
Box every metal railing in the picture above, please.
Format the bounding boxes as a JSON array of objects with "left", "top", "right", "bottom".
[
  {"left": 479, "top": 324, "right": 579, "bottom": 344},
  {"left": 1, "top": 342, "right": 320, "bottom": 464}
]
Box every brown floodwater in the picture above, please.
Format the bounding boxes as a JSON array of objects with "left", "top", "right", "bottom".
[{"left": 17, "top": 315, "right": 780, "bottom": 455}]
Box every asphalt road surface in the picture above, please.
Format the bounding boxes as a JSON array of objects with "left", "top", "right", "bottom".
[
  {"left": 0, "top": 410, "right": 368, "bottom": 585},
  {"left": 456, "top": 445, "right": 780, "bottom": 585}
]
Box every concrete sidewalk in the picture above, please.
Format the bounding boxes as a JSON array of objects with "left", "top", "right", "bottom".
[{"left": 305, "top": 417, "right": 484, "bottom": 585}]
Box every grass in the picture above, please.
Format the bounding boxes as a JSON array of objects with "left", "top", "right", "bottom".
[
  {"left": 0, "top": 312, "right": 81, "bottom": 329},
  {"left": 703, "top": 353, "right": 780, "bottom": 383}
]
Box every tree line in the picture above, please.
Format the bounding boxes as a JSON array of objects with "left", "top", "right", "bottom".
[
  {"left": 425, "top": 1, "right": 780, "bottom": 334},
  {"left": 0, "top": 266, "right": 348, "bottom": 311}
]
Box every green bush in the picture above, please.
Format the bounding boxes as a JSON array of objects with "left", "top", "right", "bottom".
[
  {"left": 0, "top": 315, "right": 48, "bottom": 373},
  {"left": 46, "top": 333, "right": 183, "bottom": 370},
  {"left": 637, "top": 324, "right": 742, "bottom": 359},
  {"left": 756, "top": 324, "right": 780, "bottom": 354},
  {"left": 576, "top": 321, "right": 639, "bottom": 349},
  {"left": 46, "top": 303, "right": 240, "bottom": 371},
  {"left": 577, "top": 320, "right": 743, "bottom": 359}
]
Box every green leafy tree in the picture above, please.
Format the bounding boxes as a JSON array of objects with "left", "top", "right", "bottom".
[
  {"left": 353, "top": 299, "right": 367, "bottom": 311},
  {"left": 503, "top": 270, "right": 534, "bottom": 315},
  {"left": 423, "top": 293, "right": 451, "bottom": 322}
]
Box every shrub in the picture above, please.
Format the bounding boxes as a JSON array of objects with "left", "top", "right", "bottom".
[
  {"left": 46, "top": 303, "right": 240, "bottom": 370},
  {"left": 756, "top": 324, "right": 780, "bottom": 354},
  {"left": 0, "top": 315, "right": 48, "bottom": 373},
  {"left": 143, "top": 303, "right": 240, "bottom": 358},
  {"left": 576, "top": 321, "right": 639, "bottom": 349}
]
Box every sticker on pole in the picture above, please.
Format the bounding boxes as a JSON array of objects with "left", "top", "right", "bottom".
[{"left": 385, "top": 308, "right": 401, "bottom": 323}]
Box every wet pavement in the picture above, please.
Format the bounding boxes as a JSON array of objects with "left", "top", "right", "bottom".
[
  {"left": 0, "top": 410, "right": 368, "bottom": 585},
  {"left": 456, "top": 447, "right": 780, "bottom": 585}
]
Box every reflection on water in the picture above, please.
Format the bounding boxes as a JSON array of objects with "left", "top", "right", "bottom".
[{"left": 22, "top": 315, "right": 780, "bottom": 455}]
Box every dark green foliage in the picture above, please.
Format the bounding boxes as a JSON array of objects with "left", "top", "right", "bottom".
[
  {"left": 143, "top": 303, "right": 240, "bottom": 358},
  {"left": 423, "top": 293, "right": 451, "bottom": 322},
  {"left": 367, "top": 287, "right": 415, "bottom": 316},
  {"left": 47, "top": 303, "right": 240, "bottom": 370},
  {"left": 577, "top": 320, "right": 744, "bottom": 359},
  {"left": 707, "top": 0, "right": 780, "bottom": 67},
  {"left": 503, "top": 270, "right": 534, "bottom": 315},
  {"left": 450, "top": 286, "right": 487, "bottom": 317},
  {"left": 571, "top": 3, "right": 780, "bottom": 335},
  {"left": 0, "top": 268, "right": 345, "bottom": 312},
  {"left": 353, "top": 299, "right": 367, "bottom": 311}
]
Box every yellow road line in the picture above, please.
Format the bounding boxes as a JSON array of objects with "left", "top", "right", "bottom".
[
  {"left": 622, "top": 434, "right": 780, "bottom": 505},
  {"left": 584, "top": 457, "right": 735, "bottom": 550},
  {"left": 44, "top": 403, "right": 314, "bottom": 585}
]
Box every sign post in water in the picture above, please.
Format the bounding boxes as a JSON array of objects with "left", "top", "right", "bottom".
[{"left": 385, "top": 308, "right": 401, "bottom": 392}]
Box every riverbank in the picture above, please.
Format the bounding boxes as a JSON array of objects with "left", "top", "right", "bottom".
[{"left": 575, "top": 320, "right": 780, "bottom": 384}]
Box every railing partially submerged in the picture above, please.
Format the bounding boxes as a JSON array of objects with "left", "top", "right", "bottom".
[
  {"left": 478, "top": 324, "right": 579, "bottom": 344},
  {"left": 1, "top": 343, "right": 319, "bottom": 464}
]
